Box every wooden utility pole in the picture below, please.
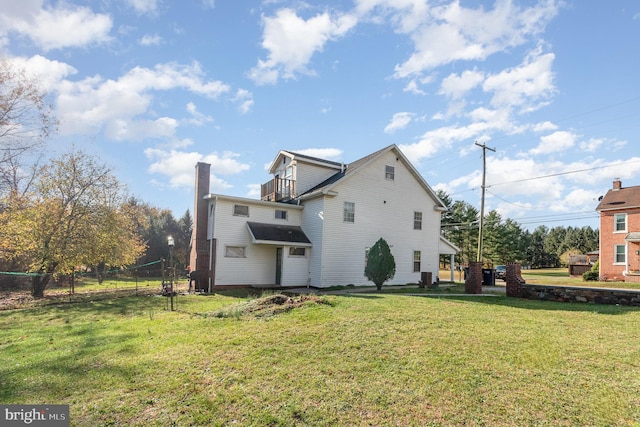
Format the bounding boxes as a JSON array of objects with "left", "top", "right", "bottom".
[{"left": 475, "top": 141, "right": 495, "bottom": 264}]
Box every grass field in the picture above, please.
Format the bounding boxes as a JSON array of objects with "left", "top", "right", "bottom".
[{"left": 1, "top": 286, "right": 639, "bottom": 426}]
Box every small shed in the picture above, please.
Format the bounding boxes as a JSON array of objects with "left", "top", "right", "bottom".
[{"left": 568, "top": 254, "right": 591, "bottom": 277}]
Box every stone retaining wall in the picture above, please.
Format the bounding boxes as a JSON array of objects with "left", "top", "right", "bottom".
[{"left": 520, "top": 284, "right": 640, "bottom": 306}]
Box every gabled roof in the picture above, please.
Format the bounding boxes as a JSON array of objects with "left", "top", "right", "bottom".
[
  {"left": 296, "top": 144, "right": 447, "bottom": 210},
  {"left": 267, "top": 150, "right": 343, "bottom": 174},
  {"left": 595, "top": 184, "right": 640, "bottom": 212}
]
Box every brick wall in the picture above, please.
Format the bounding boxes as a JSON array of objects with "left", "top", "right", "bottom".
[
  {"left": 599, "top": 207, "right": 640, "bottom": 281},
  {"left": 464, "top": 262, "right": 482, "bottom": 294}
]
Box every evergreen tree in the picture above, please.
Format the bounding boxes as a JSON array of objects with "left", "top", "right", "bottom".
[{"left": 364, "top": 238, "right": 396, "bottom": 291}]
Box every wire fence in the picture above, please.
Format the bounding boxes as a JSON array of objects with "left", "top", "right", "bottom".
[{"left": 0, "top": 259, "right": 188, "bottom": 309}]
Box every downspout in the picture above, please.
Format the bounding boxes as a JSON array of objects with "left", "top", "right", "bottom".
[{"left": 208, "top": 238, "right": 213, "bottom": 292}]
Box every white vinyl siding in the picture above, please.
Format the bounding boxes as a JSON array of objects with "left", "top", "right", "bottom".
[
  {"left": 314, "top": 150, "right": 441, "bottom": 287},
  {"left": 210, "top": 197, "right": 307, "bottom": 286},
  {"left": 293, "top": 162, "right": 342, "bottom": 196}
]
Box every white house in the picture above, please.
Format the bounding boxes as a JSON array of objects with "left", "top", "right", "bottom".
[{"left": 189, "top": 144, "right": 459, "bottom": 290}]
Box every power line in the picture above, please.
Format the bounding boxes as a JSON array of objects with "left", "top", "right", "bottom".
[{"left": 488, "top": 158, "right": 640, "bottom": 188}]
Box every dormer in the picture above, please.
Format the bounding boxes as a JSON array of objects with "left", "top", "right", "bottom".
[{"left": 261, "top": 150, "right": 343, "bottom": 202}]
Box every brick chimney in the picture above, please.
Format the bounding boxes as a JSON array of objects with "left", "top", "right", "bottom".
[
  {"left": 189, "top": 162, "right": 211, "bottom": 290},
  {"left": 613, "top": 178, "right": 622, "bottom": 191}
]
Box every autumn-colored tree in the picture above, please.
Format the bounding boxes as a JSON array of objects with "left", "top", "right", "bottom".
[
  {"left": 0, "top": 149, "right": 146, "bottom": 297},
  {"left": 364, "top": 238, "right": 396, "bottom": 291}
]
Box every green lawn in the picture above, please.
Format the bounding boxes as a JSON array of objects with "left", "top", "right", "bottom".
[{"left": 2, "top": 289, "right": 640, "bottom": 426}]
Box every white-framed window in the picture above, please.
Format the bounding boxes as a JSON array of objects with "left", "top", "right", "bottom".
[
  {"left": 385, "top": 165, "right": 395, "bottom": 180},
  {"left": 233, "top": 204, "right": 249, "bottom": 217},
  {"left": 614, "top": 213, "right": 627, "bottom": 232},
  {"left": 413, "top": 250, "right": 421, "bottom": 272},
  {"left": 414, "top": 211, "right": 422, "bottom": 230},
  {"left": 344, "top": 201, "right": 355, "bottom": 223},
  {"left": 275, "top": 209, "right": 288, "bottom": 220},
  {"left": 614, "top": 244, "right": 626, "bottom": 264},
  {"left": 288, "top": 247, "right": 306, "bottom": 257},
  {"left": 225, "top": 246, "right": 246, "bottom": 258}
]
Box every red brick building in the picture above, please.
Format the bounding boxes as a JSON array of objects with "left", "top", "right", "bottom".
[{"left": 595, "top": 179, "right": 640, "bottom": 283}]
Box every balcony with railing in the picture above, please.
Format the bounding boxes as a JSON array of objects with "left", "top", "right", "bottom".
[{"left": 261, "top": 177, "right": 296, "bottom": 202}]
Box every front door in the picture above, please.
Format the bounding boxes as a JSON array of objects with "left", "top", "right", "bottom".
[{"left": 275, "top": 247, "right": 283, "bottom": 285}]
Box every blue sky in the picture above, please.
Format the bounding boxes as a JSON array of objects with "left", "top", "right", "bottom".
[{"left": 2, "top": 0, "right": 640, "bottom": 230}]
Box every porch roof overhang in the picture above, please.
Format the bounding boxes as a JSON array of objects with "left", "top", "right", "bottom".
[
  {"left": 439, "top": 236, "right": 460, "bottom": 255},
  {"left": 625, "top": 232, "right": 640, "bottom": 242},
  {"left": 246, "top": 222, "right": 312, "bottom": 247}
]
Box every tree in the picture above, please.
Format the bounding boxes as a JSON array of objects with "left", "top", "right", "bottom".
[
  {"left": 0, "top": 149, "right": 145, "bottom": 297},
  {"left": 364, "top": 238, "right": 395, "bottom": 291},
  {"left": 0, "top": 60, "right": 57, "bottom": 199},
  {"left": 443, "top": 200, "right": 479, "bottom": 266}
]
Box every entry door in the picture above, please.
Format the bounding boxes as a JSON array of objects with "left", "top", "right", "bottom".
[{"left": 275, "top": 247, "right": 283, "bottom": 285}]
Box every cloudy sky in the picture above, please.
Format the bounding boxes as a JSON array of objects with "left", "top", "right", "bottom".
[{"left": 2, "top": 0, "right": 639, "bottom": 230}]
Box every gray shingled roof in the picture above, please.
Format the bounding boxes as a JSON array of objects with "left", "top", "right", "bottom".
[{"left": 246, "top": 222, "right": 311, "bottom": 245}]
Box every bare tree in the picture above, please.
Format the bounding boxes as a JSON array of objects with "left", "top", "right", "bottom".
[{"left": 0, "top": 60, "right": 57, "bottom": 198}]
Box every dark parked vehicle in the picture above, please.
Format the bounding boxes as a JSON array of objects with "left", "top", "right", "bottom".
[{"left": 495, "top": 265, "right": 507, "bottom": 280}]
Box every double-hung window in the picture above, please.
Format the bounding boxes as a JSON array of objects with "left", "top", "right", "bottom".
[
  {"left": 344, "top": 201, "right": 355, "bottom": 223},
  {"left": 385, "top": 165, "right": 395, "bottom": 180},
  {"left": 413, "top": 251, "right": 421, "bottom": 272},
  {"left": 614, "top": 245, "right": 626, "bottom": 264},
  {"left": 414, "top": 212, "right": 422, "bottom": 230},
  {"left": 614, "top": 213, "right": 627, "bottom": 232}
]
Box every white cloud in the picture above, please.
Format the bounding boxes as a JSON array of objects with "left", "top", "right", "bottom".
[
  {"left": 384, "top": 112, "right": 414, "bottom": 133},
  {"left": 145, "top": 148, "right": 250, "bottom": 190},
  {"left": 530, "top": 130, "right": 577, "bottom": 155},
  {"left": 185, "top": 102, "right": 213, "bottom": 126},
  {"left": 295, "top": 148, "right": 343, "bottom": 160},
  {"left": 0, "top": 2, "right": 112, "bottom": 51},
  {"left": 7, "top": 55, "right": 77, "bottom": 90},
  {"left": 139, "top": 34, "right": 163, "bottom": 46},
  {"left": 233, "top": 89, "right": 254, "bottom": 114},
  {"left": 125, "top": 0, "right": 159, "bottom": 14},
  {"left": 56, "top": 62, "right": 230, "bottom": 140},
  {"left": 439, "top": 69, "right": 484, "bottom": 99},
  {"left": 385, "top": 0, "right": 560, "bottom": 78},
  {"left": 483, "top": 47, "right": 555, "bottom": 112},
  {"left": 248, "top": 8, "right": 357, "bottom": 85}
]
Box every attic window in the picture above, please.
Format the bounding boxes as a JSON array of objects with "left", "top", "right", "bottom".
[
  {"left": 275, "top": 209, "right": 288, "bottom": 220},
  {"left": 385, "top": 165, "right": 395, "bottom": 180}
]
